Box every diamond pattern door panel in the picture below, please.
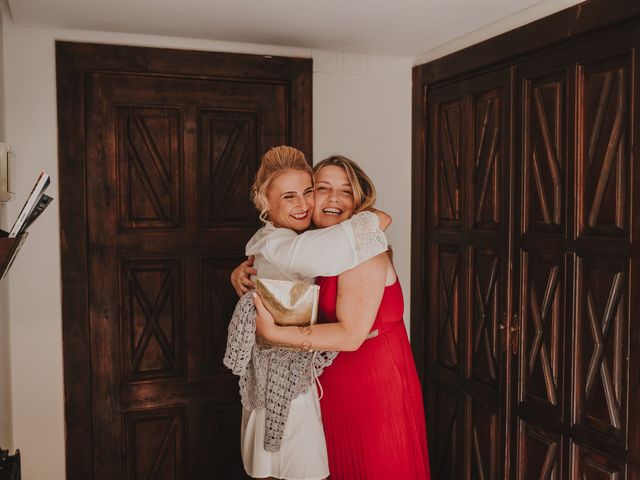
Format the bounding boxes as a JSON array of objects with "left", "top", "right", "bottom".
[
  {"left": 468, "top": 398, "right": 501, "bottom": 480},
  {"left": 577, "top": 52, "right": 631, "bottom": 239},
  {"left": 117, "top": 106, "right": 183, "bottom": 230},
  {"left": 201, "top": 256, "right": 246, "bottom": 375},
  {"left": 120, "top": 258, "right": 184, "bottom": 383},
  {"left": 199, "top": 110, "right": 259, "bottom": 228},
  {"left": 124, "top": 407, "right": 186, "bottom": 480},
  {"left": 434, "top": 385, "right": 462, "bottom": 480},
  {"left": 435, "top": 244, "right": 463, "bottom": 372},
  {"left": 516, "top": 420, "right": 562, "bottom": 480},
  {"left": 570, "top": 442, "right": 627, "bottom": 480},
  {"left": 203, "top": 403, "right": 247, "bottom": 479},
  {"left": 435, "top": 98, "right": 464, "bottom": 228},
  {"left": 522, "top": 71, "right": 566, "bottom": 236},
  {"left": 471, "top": 88, "right": 503, "bottom": 231},
  {"left": 518, "top": 251, "right": 564, "bottom": 418},
  {"left": 573, "top": 254, "right": 628, "bottom": 445},
  {"left": 468, "top": 246, "right": 502, "bottom": 387}
]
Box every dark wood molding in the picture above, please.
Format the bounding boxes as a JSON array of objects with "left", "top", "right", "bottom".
[
  {"left": 56, "top": 41, "right": 313, "bottom": 157},
  {"left": 410, "top": 65, "right": 427, "bottom": 381},
  {"left": 56, "top": 41, "right": 312, "bottom": 479},
  {"left": 56, "top": 43, "right": 94, "bottom": 480},
  {"left": 418, "top": 0, "right": 640, "bottom": 84}
]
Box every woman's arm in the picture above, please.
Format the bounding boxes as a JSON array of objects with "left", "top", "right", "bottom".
[
  {"left": 255, "top": 253, "right": 388, "bottom": 351},
  {"left": 261, "top": 211, "right": 389, "bottom": 279}
]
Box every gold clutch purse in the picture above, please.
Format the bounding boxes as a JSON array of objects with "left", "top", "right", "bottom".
[{"left": 255, "top": 277, "right": 319, "bottom": 327}]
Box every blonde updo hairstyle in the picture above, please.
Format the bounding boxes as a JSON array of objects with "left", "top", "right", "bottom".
[
  {"left": 252, "top": 146, "right": 314, "bottom": 222},
  {"left": 313, "top": 155, "right": 376, "bottom": 214}
]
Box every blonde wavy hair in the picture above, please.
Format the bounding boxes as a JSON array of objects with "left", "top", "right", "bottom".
[
  {"left": 252, "top": 146, "right": 313, "bottom": 222},
  {"left": 315, "top": 155, "right": 393, "bottom": 260},
  {"left": 313, "top": 155, "right": 376, "bottom": 214}
]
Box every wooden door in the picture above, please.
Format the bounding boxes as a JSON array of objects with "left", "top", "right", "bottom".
[
  {"left": 416, "top": 14, "right": 640, "bottom": 479},
  {"left": 424, "top": 67, "right": 513, "bottom": 479},
  {"left": 513, "top": 27, "right": 639, "bottom": 479},
  {"left": 57, "top": 42, "right": 311, "bottom": 479}
]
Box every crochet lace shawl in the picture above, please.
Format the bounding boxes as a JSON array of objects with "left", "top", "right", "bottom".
[{"left": 223, "top": 292, "right": 337, "bottom": 452}]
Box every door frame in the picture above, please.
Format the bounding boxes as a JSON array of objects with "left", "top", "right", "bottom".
[{"left": 56, "top": 41, "right": 312, "bottom": 479}]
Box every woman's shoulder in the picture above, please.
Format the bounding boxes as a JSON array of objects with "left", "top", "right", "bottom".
[{"left": 245, "top": 222, "right": 296, "bottom": 255}]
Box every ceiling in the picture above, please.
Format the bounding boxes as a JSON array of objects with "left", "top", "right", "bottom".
[{"left": 7, "top": 0, "right": 575, "bottom": 56}]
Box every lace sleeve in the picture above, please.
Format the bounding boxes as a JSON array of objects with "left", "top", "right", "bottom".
[{"left": 350, "top": 211, "right": 388, "bottom": 264}]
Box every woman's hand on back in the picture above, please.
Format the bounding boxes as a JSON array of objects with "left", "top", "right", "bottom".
[
  {"left": 367, "top": 208, "right": 392, "bottom": 231},
  {"left": 230, "top": 256, "right": 257, "bottom": 296}
]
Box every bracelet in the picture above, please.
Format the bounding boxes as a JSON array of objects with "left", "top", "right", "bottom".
[
  {"left": 299, "top": 325, "right": 312, "bottom": 336},
  {"left": 300, "top": 340, "right": 313, "bottom": 352}
]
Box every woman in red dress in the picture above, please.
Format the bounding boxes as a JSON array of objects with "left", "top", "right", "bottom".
[{"left": 253, "top": 156, "right": 431, "bottom": 480}]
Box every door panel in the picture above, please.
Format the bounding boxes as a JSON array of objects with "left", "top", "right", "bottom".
[
  {"left": 470, "top": 88, "right": 503, "bottom": 231},
  {"left": 469, "top": 246, "right": 502, "bottom": 388},
  {"left": 516, "top": 419, "right": 563, "bottom": 480},
  {"left": 433, "top": 384, "right": 463, "bottom": 479},
  {"left": 570, "top": 442, "right": 628, "bottom": 479},
  {"left": 573, "top": 254, "right": 629, "bottom": 446},
  {"left": 201, "top": 256, "right": 245, "bottom": 375},
  {"left": 521, "top": 69, "right": 567, "bottom": 237},
  {"left": 426, "top": 67, "right": 512, "bottom": 479},
  {"left": 123, "top": 406, "right": 186, "bottom": 479},
  {"left": 199, "top": 110, "right": 259, "bottom": 227},
  {"left": 120, "top": 258, "right": 185, "bottom": 383},
  {"left": 117, "top": 106, "right": 183, "bottom": 230},
  {"left": 434, "top": 97, "right": 465, "bottom": 229},
  {"left": 434, "top": 243, "right": 463, "bottom": 372},
  {"left": 468, "top": 396, "right": 501, "bottom": 480},
  {"left": 577, "top": 52, "right": 632, "bottom": 240},
  {"left": 518, "top": 250, "right": 565, "bottom": 419}
]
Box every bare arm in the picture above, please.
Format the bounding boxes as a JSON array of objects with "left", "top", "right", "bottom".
[
  {"left": 369, "top": 208, "right": 392, "bottom": 231},
  {"left": 255, "top": 253, "right": 388, "bottom": 352}
]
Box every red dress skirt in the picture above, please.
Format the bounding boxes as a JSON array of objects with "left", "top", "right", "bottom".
[{"left": 316, "top": 275, "right": 431, "bottom": 480}]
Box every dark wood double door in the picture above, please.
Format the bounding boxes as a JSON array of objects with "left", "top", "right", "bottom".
[
  {"left": 419, "top": 21, "right": 640, "bottom": 480},
  {"left": 57, "top": 43, "right": 311, "bottom": 479}
]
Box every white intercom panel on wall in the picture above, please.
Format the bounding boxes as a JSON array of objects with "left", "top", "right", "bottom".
[{"left": 0, "top": 142, "right": 14, "bottom": 203}]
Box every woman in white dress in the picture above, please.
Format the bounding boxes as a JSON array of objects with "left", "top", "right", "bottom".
[{"left": 231, "top": 146, "right": 390, "bottom": 480}]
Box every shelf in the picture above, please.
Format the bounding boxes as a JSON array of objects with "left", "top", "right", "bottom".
[{"left": 0, "top": 230, "right": 27, "bottom": 282}]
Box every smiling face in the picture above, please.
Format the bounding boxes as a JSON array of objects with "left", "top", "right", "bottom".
[
  {"left": 265, "top": 169, "right": 315, "bottom": 232},
  {"left": 312, "top": 165, "right": 355, "bottom": 228}
]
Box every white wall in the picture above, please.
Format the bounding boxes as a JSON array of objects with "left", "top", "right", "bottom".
[
  {"left": 312, "top": 51, "right": 413, "bottom": 324},
  {"left": 2, "top": 21, "right": 412, "bottom": 479},
  {"left": 0, "top": 5, "right": 12, "bottom": 452}
]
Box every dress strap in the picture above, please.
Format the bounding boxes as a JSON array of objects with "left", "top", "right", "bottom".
[{"left": 311, "top": 352, "right": 324, "bottom": 400}]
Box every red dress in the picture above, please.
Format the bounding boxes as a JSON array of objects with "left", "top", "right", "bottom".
[{"left": 317, "top": 275, "right": 431, "bottom": 480}]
